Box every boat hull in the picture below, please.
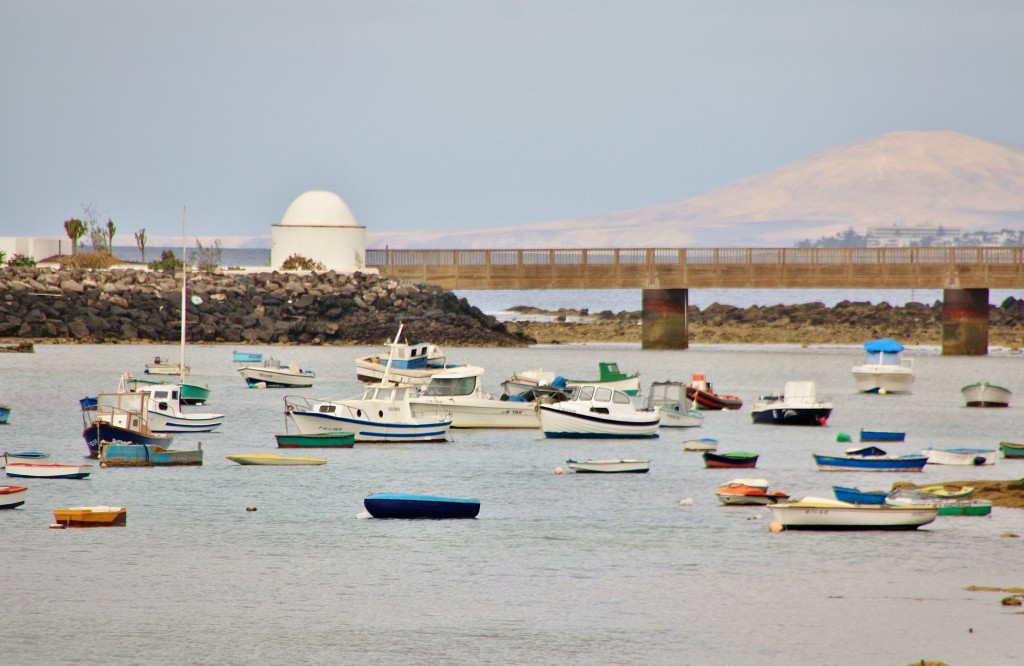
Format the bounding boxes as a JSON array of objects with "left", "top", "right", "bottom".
[
  {"left": 752, "top": 407, "right": 832, "bottom": 426},
  {"left": 859, "top": 430, "right": 906, "bottom": 442},
  {"left": 999, "top": 441, "right": 1024, "bottom": 458},
  {"left": 702, "top": 452, "right": 758, "bottom": 469},
  {"left": 363, "top": 493, "right": 480, "bottom": 519},
  {"left": 685, "top": 387, "right": 743, "bottom": 410},
  {"left": 145, "top": 412, "right": 224, "bottom": 434},
  {"left": 0, "top": 485, "right": 27, "bottom": 509},
  {"left": 99, "top": 443, "right": 203, "bottom": 466},
  {"left": 566, "top": 459, "right": 651, "bottom": 473},
  {"left": 53, "top": 506, "right": 126, "bottom": 527},
  {"left": 657, "top": 406, "right": 704, "bottom": 428},
  {"left": 83, "top": 423, "right": 173, "bottom": 458},
  {"left": 5, "top": 463, "right": 93, "bottom": 479},
  {"left": 922, "top": 448, "right": 996, "bottom": 466},
  {"left": 769, "top": 502, "right": 937, "bottom": 530},
  {"left": 538, "top": 405, "right": 660, "bottom": 439},
  {"left": 813, "top": 453, "right": 928, "bottom": 472},
  {"left": 961, "top": 382, "right": 1012, "bottom": 407},
  {"left": 851, "top": 365, "right": 915, "bottom": 394},
  {"left": 226, "top": 454, "right": 327, "bottom": 465},
  {"left": 0, "top": 404, "right": 10, "bottom": 424},
  {"left": 275, "top": 432, "right": 355, "bottom": 448},
  {"left": 239, "top": 367, "right": 315, "bottom": 388},
  {"left": 288, "top": 410, "right": 451, "bottom": 443},
  {"left": 410, "top": 398, "right": 540, "bottom": 428},
  {"left": 832, "top": 486, "right": 887, "bottom": 505},
  {"left": 128, "top": 378, "right": 211, "bottom": 406}
]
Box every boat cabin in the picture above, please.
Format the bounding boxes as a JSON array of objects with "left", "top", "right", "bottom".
[
  {"left": 88, "top": 392, "right": 150, "bottom": 432},
  {"left": 569, "top": 385, "right": 634, "bottom": 414},
  {"left": 377, "top": 341, "right": 446, "bottom": 370},
  {"left": 421, "top": 367, "right": 485, "bottom": 398}
]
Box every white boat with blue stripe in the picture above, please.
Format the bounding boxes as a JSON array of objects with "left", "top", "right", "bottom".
[
  {"left": 539, "top": 384, "right": 660, "bottom": 439},
  {"left": 285, "top": 384, "right": 452, "bottom": 442}
]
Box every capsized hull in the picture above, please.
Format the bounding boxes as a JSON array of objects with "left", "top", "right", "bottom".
[{"left": 363, "top": 493, "right": 480, "bottom": 519}]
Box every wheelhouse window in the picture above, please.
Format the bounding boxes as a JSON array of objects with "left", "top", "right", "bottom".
[
  {"left": 577, "top": 386, "right": 595, "bottom": 401},
  {"left": 613, "top": 391, "right": 631, "bottom": 405},
  {"left": 424, "top": 376, "right": 476, "bottom": 397},
  {"left": 594, "top": 387, "right": 612, "bottom": 402}
]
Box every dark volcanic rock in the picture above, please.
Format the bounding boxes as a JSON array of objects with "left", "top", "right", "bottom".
[{"left": 0, "top": 267, "right": 528, "bottom": 347}]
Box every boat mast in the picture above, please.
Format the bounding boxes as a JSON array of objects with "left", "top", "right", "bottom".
[
  {"left": 179, "top": 207, "right": 187, "bottom": 384},
  {"left": 379, "top": 323, "right": 402, "bottom": 385}
]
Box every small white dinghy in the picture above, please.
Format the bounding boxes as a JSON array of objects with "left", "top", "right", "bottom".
[{"left": 565, "top": 459, "right": 651, "bottom": 473}]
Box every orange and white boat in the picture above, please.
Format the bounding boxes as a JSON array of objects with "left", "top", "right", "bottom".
[
  {"left": 685, "top": 374, "right": 743, "bottom": 410},
  {"left": 715, "top": 478, "right": 790, "bottom": 506},
  {"left": 52, "top": 506, "right": 127, "bottom": 527}
]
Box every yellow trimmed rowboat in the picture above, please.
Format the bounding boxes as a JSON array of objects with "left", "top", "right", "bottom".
[{"left": 225, "top": 454, "right": 327, "bottom": 466}]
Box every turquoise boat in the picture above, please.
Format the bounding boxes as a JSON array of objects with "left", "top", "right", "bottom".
[
  {"left": 275, "top": 431, "right": 355, "bottom": 448},
  {"left": 98, "top": 442, "right": 203, "bottom": 467},
  {"left": 999, "top": 441, "right": 1024, "bottom": 458},
  {"left": 233, "top": 351, "right": 263, "bottom": 363}
]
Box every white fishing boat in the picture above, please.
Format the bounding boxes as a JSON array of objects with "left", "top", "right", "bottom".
[
  {"left": 851, "top": 338, "right": 914, "bottom": 394},
  {"left": 538, "top": 384, "right": 659, "bottom": 439},
  {"left": 144, "top": 356, "right": 189, "bottom": 376},
  {"left": 238, "top": 357, "right": 316, "bottom": 388},
  {"left": 409, "top": 365, "right": 543, "bottom": 428},
  {"left": 354, "top": 334, "right": 458, "bottom": 386},
  {"left": 286, "top": 325, "right": 452, "bottom": 442},
  {"left": 566, "top": 362, "right": 641, "bottom": 396},
  {"left": 961, "top": 382, "right": 1011, "bottom": 407},
  {"left": 129, "top": 379, "right": 225, "bottom": 434},
  {"left": 922, "top": 447, "right": 997, "bottom": 466},
  {"left": 768, "top": 497, "right": 937, "bottom": 530},
  {"left": 645, "top": 381, "right": 704, "bottom": 428},
  {"left": 565, "top": 459, "right": 651, "bottom": 473},
  {"left": 751, "top": 381, "right": 833, "bottom": 426}
]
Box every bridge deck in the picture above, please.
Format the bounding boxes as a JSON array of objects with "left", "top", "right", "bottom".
[{"left": 366, "top": 247, "right": 1024, "bottom": 290}]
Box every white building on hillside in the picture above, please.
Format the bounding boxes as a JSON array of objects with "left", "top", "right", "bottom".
[
  {"left": 866, "top": 225, "right": 963, "bottom": 248},
  {"left": 270, "top": 190, "right": 367, "bottom": 272}
]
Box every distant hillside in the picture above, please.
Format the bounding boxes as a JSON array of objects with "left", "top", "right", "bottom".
[{"left": 368, "top": 130, "right": 1024, "bottom": 248}]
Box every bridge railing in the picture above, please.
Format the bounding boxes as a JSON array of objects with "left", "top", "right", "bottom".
[{"left": 364, "top": 247, "right": 1024, "bottom": 289}]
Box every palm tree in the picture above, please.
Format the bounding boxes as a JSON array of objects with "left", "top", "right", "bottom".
[
  {"left": 106, "top": 219, "right": 117, "bottom": 254},
  {"left": 63, "top": 218, "right": 87, "bottom": 256}
]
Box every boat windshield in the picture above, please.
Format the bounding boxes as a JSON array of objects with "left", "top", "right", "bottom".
[
  {"left": 593, "top": 387, "right": 612, "bottom": 402},
  {"left": 613, "top": 391, "right": 631, "bottom": 405},
  {"left": 574, "top": 386, "right": 595, "bottom": 401},
  {"left": 423, "top": 376, "right": 476, "bottom": 397}
]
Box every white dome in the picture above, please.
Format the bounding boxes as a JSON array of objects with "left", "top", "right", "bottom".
[{"left": 279, "top": 190, "right": 357, "bottom": 227}]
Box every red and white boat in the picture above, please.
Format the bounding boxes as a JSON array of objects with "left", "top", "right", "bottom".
[
  {"left": 0, "top": 485, "right": 28, "bottom": 509},
  {"left": 715, "top": 478, "right": 790, "bottom": 506},
  {"left": 686, "top": 374, "right": 743, "bottom": 410}
]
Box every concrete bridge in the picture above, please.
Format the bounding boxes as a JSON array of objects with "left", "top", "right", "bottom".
[{"left": 366, "top": 247, "right": 1024, "bottom": 354}]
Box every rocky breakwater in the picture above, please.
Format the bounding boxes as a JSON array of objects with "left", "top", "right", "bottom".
[
  {"left": 0, "top": 268, "right": 528, "bottom": 346},
  {"left": 506, "top": 298, "right": 1024, "bottom": 346}
]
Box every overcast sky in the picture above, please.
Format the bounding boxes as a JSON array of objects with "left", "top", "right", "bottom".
[{"left": 2, "top": 1, "right": 1022, "bottom": 243}]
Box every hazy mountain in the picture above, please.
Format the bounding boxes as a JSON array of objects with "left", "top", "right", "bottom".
[{"left": 368, "top": 130, "right": 1024, "bottom": 248}]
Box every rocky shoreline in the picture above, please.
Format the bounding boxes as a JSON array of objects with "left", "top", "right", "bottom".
[
  {"left": 3, "top": 267, "right": 1024, "bottom": 348},
  {"left": 503, "top": 300, "right": 1024, "bottom": 347},
  {"left": 0, "top": 267, "right": 527, "bottom": 346}
]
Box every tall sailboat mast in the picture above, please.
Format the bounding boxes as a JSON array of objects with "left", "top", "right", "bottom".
[{"left": 179, "top": 207, "right": 187, "bottom": 384}]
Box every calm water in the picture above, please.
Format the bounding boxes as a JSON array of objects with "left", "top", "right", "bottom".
[{"left": 2, "top": 342, "right": 1022, "bottom": 665}]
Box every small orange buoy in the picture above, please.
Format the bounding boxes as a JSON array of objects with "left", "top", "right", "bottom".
[
  {"left": 554, "top": 467, "right": 564, "bottom": 475},
  {"left": 768, "top": 520, "right": 784, "bottom": 532}
]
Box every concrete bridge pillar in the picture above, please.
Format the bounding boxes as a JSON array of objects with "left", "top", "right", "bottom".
[
  {"left": 942, "top": 288, "right": 989, "bottom": 356},
  {"left": 641, "top": 288, "right": 688, "bottom": 350}
]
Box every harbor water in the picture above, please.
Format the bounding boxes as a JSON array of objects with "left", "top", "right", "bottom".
[{"left": 1, "top": 342, "right": 1022, "bottom": 665}]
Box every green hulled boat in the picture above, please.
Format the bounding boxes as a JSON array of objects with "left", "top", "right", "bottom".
[
  {"left": 127, "top": 377, "right": 211, "bottom": 405},
  {"left": 275, "top": 431, "right": 355, "bottom": 448},
  {"left": 936, "top": 500, "right": 992, "bottom": 517}
]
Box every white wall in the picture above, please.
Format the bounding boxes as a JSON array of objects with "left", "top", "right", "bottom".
[
  {"left": 0, "top": 236, "right": 66, "bottom": 260},
  {"left": 270, "top": 225, "right": 368, "bottom": 272}
]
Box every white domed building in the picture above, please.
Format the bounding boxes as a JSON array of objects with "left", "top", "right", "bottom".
[{"left": 271, "top": 191, "right": 368, "bottom": 272}]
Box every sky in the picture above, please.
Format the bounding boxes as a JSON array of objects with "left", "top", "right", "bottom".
[{"left": 2, "top": 1, "right": 1022, "bottom": 245}]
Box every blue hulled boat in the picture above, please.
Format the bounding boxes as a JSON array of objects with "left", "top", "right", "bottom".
[
  {"left": 859, "top": 429, "right": 906, "bottom": 442},
  {"left": 813, "top": 446, "right": 928, "bottom": 472},
  {"left": 833, "top": 486, "right": 888, "bottom": 505},
  {"left": 363, "top": 493, "right": 480, "bottom": 519}
]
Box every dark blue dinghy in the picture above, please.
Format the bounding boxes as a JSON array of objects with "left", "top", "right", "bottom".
[{"left": 363, "top": 493, "right": 481, "bottom": 519}]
